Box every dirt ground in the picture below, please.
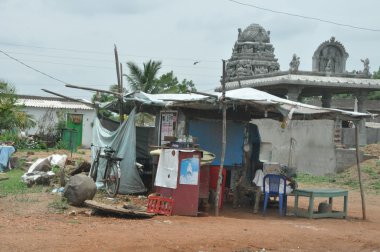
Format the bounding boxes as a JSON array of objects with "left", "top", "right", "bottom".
[
  {"left": 1, "top": 189, "right": 380, "bottom": 251},
  {"left": 1, "top": 150, "right": 380, "bottom": 251}
]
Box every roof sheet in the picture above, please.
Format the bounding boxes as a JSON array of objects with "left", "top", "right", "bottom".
[
  {"left": 17, "top": 98, "right": 94, "bottom": 110},
  {"left": 117, "top": 88, "right": 373, "bottom": 120}
]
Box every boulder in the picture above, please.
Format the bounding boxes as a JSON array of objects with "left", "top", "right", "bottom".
[
  {"left": 9, "top": 157, "right": 20, "bottom": 169},
  {"left": 63, "top": 174, "right": 97, "bottom": 206}
]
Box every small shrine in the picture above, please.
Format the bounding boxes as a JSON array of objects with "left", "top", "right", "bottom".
[{"left": 312, "top": 37, "right": 349, "bottom": 74}]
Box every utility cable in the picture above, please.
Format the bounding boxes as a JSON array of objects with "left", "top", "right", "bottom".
[
  {"left": 0, "top": 49, "right": 69, "bottom": 85},
  {"left": 228, "top": 0, "right": 380, "bottom": 32},
  {"left": 0, "top": 41, "right": 219, "bottom": 62},
  {"left": 1, "top": 50, "right": 220, "bottom": 70}
]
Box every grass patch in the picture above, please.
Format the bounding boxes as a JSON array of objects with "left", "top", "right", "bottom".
[
  {"left": 14, "top": 194, "right": 40, "bottom": 203},
  {"left": 370, "top": 181, "right": 380, "bottom": 191},
  {"left": 362, "top": 166, "right": 379, "bottom": 178},
  {"left": 0, "top": 168, "right": 44, "bottom": 197},
  {"left": 48, "top": 197, "right": 69, "bottom": 214},
  {"left": 295, "top": 173, "right": 336, "bottom": 185}
]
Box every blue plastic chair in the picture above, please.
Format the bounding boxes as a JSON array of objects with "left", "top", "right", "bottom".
[{"left": 262, "top": 174, "right": 287, "bottom": 216}]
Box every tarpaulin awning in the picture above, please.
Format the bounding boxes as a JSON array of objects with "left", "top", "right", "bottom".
[{"left": 104, "top": 87, "right": 374, "bottom": 121}]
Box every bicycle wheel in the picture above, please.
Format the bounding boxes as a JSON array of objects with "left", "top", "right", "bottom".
[
  {"left": 104, "top": 161, "right": 120, "bottom": 197},
  {"left": 89, "top": 159, "right": 99, "bottom": 182}
]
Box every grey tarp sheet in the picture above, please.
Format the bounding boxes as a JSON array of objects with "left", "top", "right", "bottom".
[{"left": 92, "top": 108, "right": 146, "bottom": 194}]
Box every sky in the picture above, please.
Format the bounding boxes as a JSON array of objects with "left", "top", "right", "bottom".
[{"left": 1, "top": 0, "right": 380, "bottom": 100}]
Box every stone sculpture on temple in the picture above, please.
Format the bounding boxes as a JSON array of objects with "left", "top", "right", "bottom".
[{"left": 289, "top": 54, "right": 300, "bottom": 72}]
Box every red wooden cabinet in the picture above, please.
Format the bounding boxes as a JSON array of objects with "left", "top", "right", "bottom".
[{"left": 155, "top": 150, "right": 202, "bottom": 216}]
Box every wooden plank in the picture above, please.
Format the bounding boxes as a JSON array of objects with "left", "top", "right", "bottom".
[
  {"left": 0, "top": 173, "right": 9, "bottom": 181},
  {"left": 84, "top": 200, "right": 155, "bottom": 218}
]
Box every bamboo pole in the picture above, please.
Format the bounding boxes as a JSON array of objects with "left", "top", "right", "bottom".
[
  {"left": 65, "top": 84, "right": 121, "bottom": 96},
  {"left": 114, "top": 45, "right": 123, "bottom": 124},
  {"left": 41, "top": 89, "right": 95, "bottom": 107},
  {"left": 215, "top": 60, "right": 226, "bottom": 216},
  {"left": 355, "top": 123, "right": 367, "bottom": 220},
  {"left": 120, "top": 62, "right": 124, "bottom": 121}
]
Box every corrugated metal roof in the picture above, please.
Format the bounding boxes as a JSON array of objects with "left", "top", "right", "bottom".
[{"left": 17, "top": 97, "right": 94, "bottom": 110}]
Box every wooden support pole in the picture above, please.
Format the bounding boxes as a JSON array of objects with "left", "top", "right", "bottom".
[
  {"left": 120, "top": 62, "right": 124, "bottom": 121},
  {"left": 65, "top": 84, "right": 120, "bottom": 96},
  {"left": 114, "top": 45, "right": 123, "bottom": 124},
  {"left": 41, "top": 89, "right": 95, "bottom": 107},
  {"left": 215, "top": 60, "right": 226, "bottom": 216},
  {"left": 355, "top": 124, "right": 367, "bottom": 220},
  {"left": 186, "top": 90, "right": 219, "bottom": 99}
]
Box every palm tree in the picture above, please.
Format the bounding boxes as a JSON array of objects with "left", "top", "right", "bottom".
[{"left": 124, "top": 60, "right": 162, "bottom": 94}]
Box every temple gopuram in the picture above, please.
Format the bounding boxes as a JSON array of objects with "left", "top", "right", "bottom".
[
  {"left": 217, "top": 23, "right": 380, "bottom": 146},
  {"left": 225, "top": 23, "right": 280, "bottom": 80}
]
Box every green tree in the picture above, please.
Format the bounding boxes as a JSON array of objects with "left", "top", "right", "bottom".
[
  {"left": 125, "top": 60, "right": 162, "bottom": 93},
  {"left": 0, "top": 81, "right": 35, "bottom": 130},
  {"left": 156, "top": 71, "right": 197, "bottom": 93},
  {"left": 125, "top": 60, "right": 197, "bottom": 94}
]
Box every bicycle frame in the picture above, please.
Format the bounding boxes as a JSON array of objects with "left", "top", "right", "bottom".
[{"left": 89, "top": 144, "right": 122, "bottom": 197}]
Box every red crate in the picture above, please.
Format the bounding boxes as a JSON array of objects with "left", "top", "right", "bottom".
[{"left": 147, "top": 196, "right": 174, "bottom": 216}]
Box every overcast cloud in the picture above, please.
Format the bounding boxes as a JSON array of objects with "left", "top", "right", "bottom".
[{"left": 1, "top": 0, "right": 379, "bottom": 100}]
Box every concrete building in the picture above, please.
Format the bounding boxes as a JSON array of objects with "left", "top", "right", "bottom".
[{"left": 17, "top": 95, "right": 96, "bottom": 148}]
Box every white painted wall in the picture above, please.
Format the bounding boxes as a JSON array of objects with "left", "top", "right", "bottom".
[
  {"left": 22, "top": 107, "right": 96, "bottom": 148},
  {"left": 252, "top": 119, "right": 336, "bottom": 175}
]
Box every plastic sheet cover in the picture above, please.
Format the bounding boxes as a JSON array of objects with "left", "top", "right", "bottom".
[{"left": 92, "top": 108, "right": 147, "bottom": 194}]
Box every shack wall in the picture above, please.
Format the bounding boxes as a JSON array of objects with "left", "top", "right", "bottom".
[
  {"left": 253, "top": 119, "right": 336, "bottom": 175},
  {"left": 188, "top": 119, "right": 245, "bottom": 166}
]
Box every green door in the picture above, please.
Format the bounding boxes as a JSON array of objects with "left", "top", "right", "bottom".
[{"left": 66, "top": 114, "right": 83, "bottom": 147}]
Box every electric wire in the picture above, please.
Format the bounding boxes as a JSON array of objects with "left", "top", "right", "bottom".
[
  {"left": 1, "top": 50, "right": 220, "bottom": 70},
  {"left": 0, "top": 49, "right": 69, "bottom": 85},
  {"left": 228, "top": 0, "right": 380, "bottom": 32},
  {"left": 0, "top": 41, "right": 220, "bottom": 62}
]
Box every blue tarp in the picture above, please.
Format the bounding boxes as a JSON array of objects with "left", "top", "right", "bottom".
[
  {"left": 188, "top": 119, "right": 245, "bottom": 167},
  {"left": 92, "top": 108, "right": 146, "bottom": 194},
  {"left": 0, "top": 146, "right": 15, "bottom": 172}
]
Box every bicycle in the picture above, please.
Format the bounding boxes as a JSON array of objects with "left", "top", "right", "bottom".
[{"left": 89, "top": 145, "right": 122, "bottom": 197}]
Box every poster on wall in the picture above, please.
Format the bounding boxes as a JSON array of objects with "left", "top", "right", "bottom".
[
  {"left": 179, "top": 157, "right": 199, "bottom": 185},
  {"left": 155, "top": 149, "right": 178, "bottom": 189},
  {"left": 160, "top": 111, "right": 177, "bottom": 145}
]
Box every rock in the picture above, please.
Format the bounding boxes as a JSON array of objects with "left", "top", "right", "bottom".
[
  {"left": 65, "top": 159, "right": 76, "bottom": 166},
  {"left": 21, "top": 171, "right": 55, "bottom": 187},
  {"left": 30, "top": 158, "right": 51, "bottom": 172},
  {"left": 68, "top": 210, "right": 77, "bottom": 216},
  {"left": 63, "top": 174, "right": 97, "bottom": 206},
  {"left": 79, "top": 209, "right": 94, "bottom": 217},
  {"left": 9, "top": 157, "right": 20, "bottom": 169},
  {"left": 318, "top": 202, "right": 332, "bottom": 213}
]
